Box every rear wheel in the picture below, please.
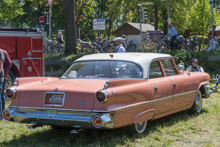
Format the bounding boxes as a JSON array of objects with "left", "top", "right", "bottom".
[
  {"left": 124, "top": 120, "right": 148, "bottom": 135},
  {"left": 188, "top": 91, "right": 202, "bottom": 114}
]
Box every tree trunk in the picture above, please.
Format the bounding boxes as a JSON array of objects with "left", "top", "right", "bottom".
[
  {"left": 64, "top": 0, "right": 77, "bottom": 55},
  {"left": 154, "top": 5, "right": 158, "bottom": 30}
]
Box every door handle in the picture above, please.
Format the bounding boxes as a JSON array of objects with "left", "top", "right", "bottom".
[
  {"left": 154, "top": 86, "right": 158, "bottom": 90},
  {"left": 173, "top": 83, "right": 177, "bottom": 86}
]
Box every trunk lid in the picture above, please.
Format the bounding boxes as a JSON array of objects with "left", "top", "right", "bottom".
[{"left": 17, "top": 79, "right": 107, "bottom": 111}]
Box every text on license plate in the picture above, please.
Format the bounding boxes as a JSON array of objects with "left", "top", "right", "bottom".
[{"left": 49, "top": 94, "right": 64, "bottom": 103}]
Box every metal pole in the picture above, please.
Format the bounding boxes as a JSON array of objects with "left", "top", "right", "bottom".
[
  {"left": 49, "top": 6, "right": 52, "bottom": 40},
  {"left": 212, "top": 7, "right": 214, "bottom": 50},
  {"left": 166, "top": 0, "right": 170, "bottom": 32},
  {"left": 140, "top": 8, "right": 142, "bottom": 52},
  {"left": 79, "top": 28, "right": 81, "bottom": 40}
]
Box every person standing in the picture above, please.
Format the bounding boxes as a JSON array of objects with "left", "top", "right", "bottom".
[
  {"left": 167, "top": 24, "right": 178, "bottom": 51},
  {"left": 208, "top": 25, "right": 216, "bottom": 51},
  {"left": 1, "top": 49, "right": 12, "bottom": 119},
  {"left": 0, "top": 49, "right": 5, "bottom": 119},
  {"left": 114, "top": 37, "right": 126, "bottom": 53}
]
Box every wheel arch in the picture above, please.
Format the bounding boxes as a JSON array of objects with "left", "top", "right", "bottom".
[
  {"left": 132, "top": 109, "right": 155, "bottom": 124},
  {"left": 10, "top": 63, "right": 21, "bottom": 78},
  {"left": 198, "top": 82, "right": 210, "bottom": 98}
]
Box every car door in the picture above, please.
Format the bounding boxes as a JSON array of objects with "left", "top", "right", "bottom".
[
  {"left": 149, "top": 60, "right": 173, "bottom": 115},
  {"left": 161, "top": 59, "right": 194, "bottom": 110}
]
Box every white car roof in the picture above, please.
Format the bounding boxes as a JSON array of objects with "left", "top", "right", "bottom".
[{"left": 75, "top": 53, "right": 173, "bottom": 79}]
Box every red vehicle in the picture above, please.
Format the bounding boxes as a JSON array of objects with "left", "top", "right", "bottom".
[{"left": 0, "top": 27, "right": 44, "bottom": 88}]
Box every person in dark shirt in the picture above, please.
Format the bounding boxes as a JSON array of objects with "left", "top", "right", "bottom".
[
  {"left": 0, "top": 49, "right": 12, "bottom": 119},
  {"left": 0, "top": 49, "right": 5, "bottom": 119}
]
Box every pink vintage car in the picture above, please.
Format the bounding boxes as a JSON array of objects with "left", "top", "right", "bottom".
[{"left": 3, "top": 53, "right": 210, "bottom": 135}]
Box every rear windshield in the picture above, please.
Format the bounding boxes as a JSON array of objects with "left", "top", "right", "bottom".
[{"left": 61, "top": 60, "right": 143, "bottom": 79}]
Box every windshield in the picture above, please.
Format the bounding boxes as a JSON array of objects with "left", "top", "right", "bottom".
[{"left": 61, "top": 60, "right": 143, "bottom": 79}]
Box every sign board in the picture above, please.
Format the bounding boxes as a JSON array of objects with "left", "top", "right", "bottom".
[
  {"left": 141, "top": 2, "right": 154, "bottom": 5},
  {"left": 93, "top": 19, "right": 105, "bottom": 30},
  {"left": 147, "top": 30, "right": 162, "bottom": 41},
  {"left": 47, "top": 0, "right": 53, "bottom": 7},
  {"left": 167, "top": 18, "right": 171, "bottom": 24},
  {"left": 93, "top": 25, "right": 105, "bottom": 30}
]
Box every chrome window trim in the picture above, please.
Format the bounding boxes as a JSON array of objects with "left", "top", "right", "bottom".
[
  {"left": 62, "top": 60, "right": 145, "bottom": 80},
  {"left": 43, "top": 92, "right": 65, "bottom": 107},
  {"left": 147, "top": 57, "right": 177, "bottom": 80}
]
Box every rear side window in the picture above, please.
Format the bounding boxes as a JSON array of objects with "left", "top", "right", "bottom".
[
  {"left": 149, "top": 61, "right": 163, "bottom": 79},
  {"left": 161, "top": 59, "right": 177, "bottom": 76}
]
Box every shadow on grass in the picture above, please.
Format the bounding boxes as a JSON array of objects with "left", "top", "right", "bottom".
[{"left": 2, "top": 109, "right": 208, "bottom": 147}]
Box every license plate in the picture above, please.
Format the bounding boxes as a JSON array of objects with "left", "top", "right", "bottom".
[
  {"left": 49, "top": 94, "right": 64, "bottom": 103},
  {"left": 44, "top": 93, "right": 65, "bottom": 106}
]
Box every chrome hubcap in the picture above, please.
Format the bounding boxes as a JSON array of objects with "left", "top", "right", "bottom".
[
  {"left": 135, "top": 122, "right": 145, "bottom": 130},
  {"left": 195, "top": 93, "right": 202, "bottom": 112}
]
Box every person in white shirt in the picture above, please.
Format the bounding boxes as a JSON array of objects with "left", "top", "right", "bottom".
[
  {"left": 186, "top": 58, "right": 204, "bottom": 72},
  {"left": 167, "top": 24, "right": 178, "bottom": 51},
  {"left": 114, "top": 37, "right": 126, "bottom": 53}
]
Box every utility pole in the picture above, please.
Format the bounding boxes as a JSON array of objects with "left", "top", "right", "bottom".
[
  {"left": 212, "top": 4, "right": 214, "bottom": 50},
  {"left": 166, "top": 0, "right": 170, "bottom": 33},
  {"left": 138, "top": 2, "right": 154, "bottom": 52},
  {"left": 49, "top": 6, "right": 52, "bottom": 40}
]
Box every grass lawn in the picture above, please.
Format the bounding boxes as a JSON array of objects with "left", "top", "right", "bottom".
[{"left": 0, "top": 92, "right": 220, "bottom": 147}]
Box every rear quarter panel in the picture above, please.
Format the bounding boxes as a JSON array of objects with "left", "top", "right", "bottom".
[{"left": 92, "top": 79, "right": 155, "bottom": 128}]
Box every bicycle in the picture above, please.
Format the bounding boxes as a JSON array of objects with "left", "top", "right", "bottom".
[{"left": 136, "top": 39, "right": 158, "bottom": 52}]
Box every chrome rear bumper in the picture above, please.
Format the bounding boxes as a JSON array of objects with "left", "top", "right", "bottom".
[{"left": 3, "top": 107, "right": 114, "bottom": 129}]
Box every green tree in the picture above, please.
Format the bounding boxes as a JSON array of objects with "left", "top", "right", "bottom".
[
  {"left": 188, "top": 0, "right": 220, "bottom": 36},
  {"left": 0, "top": 0, "right": 24, "bottom": 26}
]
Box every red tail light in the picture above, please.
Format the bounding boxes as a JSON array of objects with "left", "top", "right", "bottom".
[
  {"left": 96, "top": 90, "right": 108, "bottom": 103},
  {"left": 92, "top": 116, "right": 102, "bottom": 128},
  {"left": 3, "top": 111, "right": 10, "bottom": 120},
  {"left": 6, "top": 88, "right": 17, "bottom": 99}
]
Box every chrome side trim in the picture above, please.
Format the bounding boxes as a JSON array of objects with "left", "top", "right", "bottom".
[
  {"left": 92, "top": 95, "right": 173, "bottom": 113},
  {"left": 173, "top": 90, "right": 197, "bottom": 97},
  {"left": 93, "top": 90, "right": 197, "bottom": 112},
  {"left": 13, "top": 90, "right": 197, "bottom": 113},
  {"left": 15, "top": 106, "right": 92, "bottom": 112},
  {"left": 133, "top": 109, "right": 156, "bottom": 122},
  {"left": 43, "top": 92, "right": 65, "bottom": 107}
]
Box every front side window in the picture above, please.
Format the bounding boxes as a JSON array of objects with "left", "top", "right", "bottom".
[
  {"left": 61, "top": 61, "right": 143, "bottom": 79},
  {"left": 149, "top": 61, "right": 163, "bottom": 79},
  {"left": 161, "top": 59, "right": 177, "bottom": 76}
]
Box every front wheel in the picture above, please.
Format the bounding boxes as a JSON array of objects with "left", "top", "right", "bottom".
[
  {"left": 124, "top": 120, "right": 148, "bottom": 135},
  {"left": 188, "top": 91, "right": 202, "bottom": 114}
]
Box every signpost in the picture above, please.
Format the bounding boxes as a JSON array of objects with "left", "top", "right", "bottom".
[
  {"left": 167, "top": 18, "right": 171, "bottom": 24},
  {"left": 93, "top": 19, "right": 105, "bottom": 37},
  {"left": 47, "top": 0, "right": 53, "bottom": 7},
  {"left": 47, "top": 0, "right": 53, "bottom": 40}
]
